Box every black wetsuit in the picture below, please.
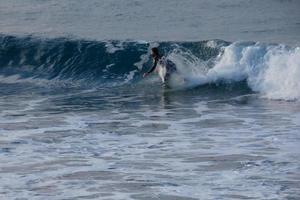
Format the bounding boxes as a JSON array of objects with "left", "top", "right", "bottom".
[{"left": 147, "top": 55, "right": 177, "bottom": 83}]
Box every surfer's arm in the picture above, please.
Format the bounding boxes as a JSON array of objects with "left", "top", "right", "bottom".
[
  {"left": 147, "top": 59, "right": 158, "bottom": 74},
  {"left": 143, "top": 58, "right": 158, "bottom": 77}
]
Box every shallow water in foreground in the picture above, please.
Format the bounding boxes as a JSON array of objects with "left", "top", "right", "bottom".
[{"left": 0, "top": 82, "right": 299, "bottom": 200}]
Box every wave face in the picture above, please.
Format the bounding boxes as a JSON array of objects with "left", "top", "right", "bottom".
[
  {"left": 0, "top": 34, "right": 299, "bottom": 100},
  {"left": 0, "top": 35, "right": 151, "bottom": 85}
]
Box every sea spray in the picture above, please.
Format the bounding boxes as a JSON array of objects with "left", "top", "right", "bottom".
[{"left": 167, "top": 42, "right": 300, "bottom": 100}]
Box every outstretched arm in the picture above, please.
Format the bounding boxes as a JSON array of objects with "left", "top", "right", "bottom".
[{"left": 143, "top": 58, "right": 158, "bottom": 78}]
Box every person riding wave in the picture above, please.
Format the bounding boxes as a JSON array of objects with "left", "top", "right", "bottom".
[{"left": 143, "top": 47, "right": 177, "bottom": 83}]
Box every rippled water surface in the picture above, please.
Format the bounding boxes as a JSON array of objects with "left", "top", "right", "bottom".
[
  {"left": 1, "top": 82, "right": 299, "bottom": 200},
  {"left": 1, "top": 0, "right": 300, "bottom": 45}
]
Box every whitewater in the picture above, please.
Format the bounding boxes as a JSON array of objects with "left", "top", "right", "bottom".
[{"left": 0, "top": 1, "right": 300, "bottom": 200}]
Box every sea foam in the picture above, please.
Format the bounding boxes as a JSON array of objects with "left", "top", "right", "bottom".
[{"left": 168, "top": 42, "right": 300, "bottom": 100}]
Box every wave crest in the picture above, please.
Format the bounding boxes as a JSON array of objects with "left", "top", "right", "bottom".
[
  {"left": 0, "top": 34, "right": 299, "bottom": 100},
  {"left": 169, "top": 42, "right": 300, "bottom": 100}
]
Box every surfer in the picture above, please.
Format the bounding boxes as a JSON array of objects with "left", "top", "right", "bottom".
[{"left": 143, "top": 47, "right": 177, "bottom": 83}]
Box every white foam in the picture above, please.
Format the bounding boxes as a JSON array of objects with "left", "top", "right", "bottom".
[
  {"left": 167, "top": 47, "right": 209, "bottom": 89},
  {"left": 250, "top": 46, "right": 300, "bottom": 100},
  {"left": 168, "top": 42, "right": 300, "bottom": 100},
  {"left": 105, "top": 41, "right": 125, "bottom": 53},
  {"left": 123, "top": 70, "right": 137, "bottom": 83},
  {"left": 0, "top": 73, "right": 83, "bottom": 88},
  {"left": 205, "top": 40, "right": 222, "bottom": 48},
  {"left": 134, "top": 52, "right": 150, "bottom": 70}
]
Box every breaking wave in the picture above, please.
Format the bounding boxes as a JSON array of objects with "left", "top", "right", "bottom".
[{"left": 0, "top": 34, "right": 299, "bottom": 100}]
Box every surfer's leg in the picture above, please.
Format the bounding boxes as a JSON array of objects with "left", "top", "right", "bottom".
[
  {"left": 164, "top": 63, "right": 176, "bottom": 82},
  {"left": 162, "top": 81, "right": 171, "bottom": 89},
  {"left": 164, "top": 72, "right": 171, "bottom": 82}
]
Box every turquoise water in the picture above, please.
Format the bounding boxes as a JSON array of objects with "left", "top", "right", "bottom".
[{"left": 0, "top": 1, "right": 300, "bottom": 200}]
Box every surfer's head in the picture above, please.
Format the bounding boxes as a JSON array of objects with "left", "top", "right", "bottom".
[{"left": 151, "top": 47, "right": 160, "bottom": 58}]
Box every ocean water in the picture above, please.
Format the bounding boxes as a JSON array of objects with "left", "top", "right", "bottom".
[{"left": 0, "top": 1, "right": 300, "bottom": 200}]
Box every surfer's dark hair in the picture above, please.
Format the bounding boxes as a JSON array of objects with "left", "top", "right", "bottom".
[{"left": 151, "top": 47, "right": 159, "bottom": 55}]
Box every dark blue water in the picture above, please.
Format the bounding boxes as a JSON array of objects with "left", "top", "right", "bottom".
[{"left": 0, "top": 1, "right": 300, "bottom": 200}]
